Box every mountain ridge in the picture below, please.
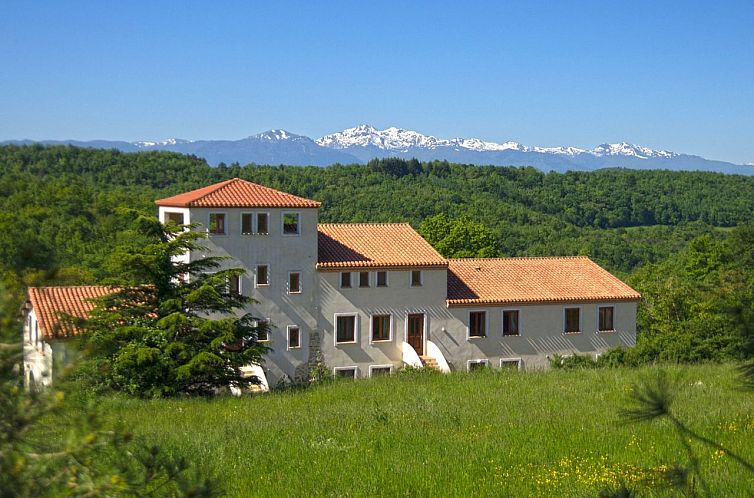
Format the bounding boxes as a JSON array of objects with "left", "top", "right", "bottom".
[{"left": 3, "top": 125, "right": 752, "bottom": 175}]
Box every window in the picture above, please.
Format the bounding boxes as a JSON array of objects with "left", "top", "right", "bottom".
[
  {"left": 469, "top": 311, "right": 486, "bottom": 338},
  {"left": 209, "top": 213, "right": 225, "bottom": 235},
  {"left": 256, "top": 212, "right": 269, "bottom": 235},
  {"left": 503, "top": 310, "right": 520, "bottom": 336},
  {"left": 334, "top": 367, "right": 357, "bottom": 379},
  {"left": 282, "top": 212, "right": 300, "bottom": 235},
  {"left": 371, "top": 314, "right": 391, "bottom": 342},
  {"left": 376, "top": 271, "right": 388, "bottom": 287},
  {"left": 228, "top": 274, "right": 241, "bottom": 296},
  {"left": 256, "top": 265, "right": 269, "bottom": 286},
  {"left": 370, "top": 365, "right": 392, "bottom": 377},
  {"left": 359, "top": 271, "right": 370, "bottom": 288},
  {"left": 410, "top": 270, "right": 422, "bottom": 287},
  {"left": 241, "top": 213, "right": 253, "bottom": 235},
  {"left": 598, "top": 306, "right": 615, "bottom": 332},
  {"left": 288, "top": 272, "right": 301, "bottom": 294},
  {"left": 165, "top": 212, "right": 184, "bottom": 225},
  {"left": 468, "top": 359, "right": 488, "bottom": 371},
  {"left": 564, "top": 307, "right": 580, "bottom": 333},
  {"left": 255, "top": 319, "right": 270, "bottom": 342},
  {"left": 340, "top": 272, "right": 351, "bottom": 288},
  {"left": 335, "top": 314, "right": 357, "bottom": 344},
  {"left": 287, "top": 326, "right": 301, "bottom": 349},
  {"left": 500, "top": 358, "right": 522, "bottom": 370}
]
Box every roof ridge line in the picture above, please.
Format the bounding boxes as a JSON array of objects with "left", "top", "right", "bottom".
[{"left": 449, "top": 255, "right": 592, "bottom": 262}]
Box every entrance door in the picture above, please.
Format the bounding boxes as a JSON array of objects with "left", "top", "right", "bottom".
[{"left": 407, "top": 313, "right": 425, "bottom": 356}]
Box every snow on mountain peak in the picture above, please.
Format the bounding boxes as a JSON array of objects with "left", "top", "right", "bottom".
[
  {"left": 590, "top": 142, "right": 675, "bottom": 159},
  {"left": 134, "top": 138, "right": 192, "bottom": 148},
  {"left": 316, "top": 124, "right": 443, "bottom": 150},
  {"left": 254, "top": 129, "right": 302, "bottom": 141}
]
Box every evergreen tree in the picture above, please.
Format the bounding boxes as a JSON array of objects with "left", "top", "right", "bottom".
[{"left": 79, "top": 212, "right": 269, "bottom": 397}]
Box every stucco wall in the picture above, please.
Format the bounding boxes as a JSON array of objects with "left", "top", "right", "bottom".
[
  {"left": 187, "top": 206, "right": 320, "bottom": 385},
  {"left": 317, "top": 268, "right": 451, "bottom": 377},
  {"left": 23, "top": 309, "right": 53, "bottom": 388},
  {"left": 433, "top": 301, "right": 637, "bottom": 370}
]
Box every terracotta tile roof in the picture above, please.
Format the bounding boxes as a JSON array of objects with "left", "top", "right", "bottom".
[
  {"left": 447, "top": 257, "right": 641, "bottom": 306},
  {"left": 155, "top": 178, "right": 321, "bottom": 208},
  {"left": 317, "top": 223, "right": 448, "bottom": 269},
  {"left": 27, "top": 286, "right": 113, "bottom": 339}
]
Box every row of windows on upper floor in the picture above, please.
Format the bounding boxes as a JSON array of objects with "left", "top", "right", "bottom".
[
  {"left": 224, "top": 267, "right": 427, "bottom": 296},
  {"left": 340, "top": 270, "right": 423, "bottom": 288},
  {"left": 164, "top": 211, "right": 301, "bottom": 236}
]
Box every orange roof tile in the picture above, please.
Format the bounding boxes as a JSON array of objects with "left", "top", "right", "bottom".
[
  {"left": 27, "top": 286, "right": 113, "bottom": 339},
  {"left": 447, "top": 257, "right": 640, "bottom": 306},
  {"left": 317, "top": 223, "right": 448, "bottom": 269},
  {"left": 155, "top": 178, "right": 321, "bottom": 208}
]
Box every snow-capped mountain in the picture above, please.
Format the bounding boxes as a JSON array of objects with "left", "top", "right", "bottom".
[
  {"left": 3, "top": 125, "right": 752, "bottom": 174},
  {"left": 316, "top": 125, "right": 678, "bottom": 159},
  {"left": 134, "top": 138, "right": 193, "bottom": 148}
]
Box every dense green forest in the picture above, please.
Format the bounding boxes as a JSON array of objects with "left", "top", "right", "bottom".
[{"left": 1, "top": 144, "right": 752, "bottom": 363}]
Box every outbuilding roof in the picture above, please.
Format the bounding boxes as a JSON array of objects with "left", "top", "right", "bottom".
[
  {"left": 27, "top": 286, "right": 113, "bottom": 339},
  {"left": 317, "top": 223, "right": 448, "bottom": 269},
  {"left": 447, "top": 256, "right": 641, "bottom": 306},
  {"left": 155, "top": 178, "right": 321, "bottom": 208}
]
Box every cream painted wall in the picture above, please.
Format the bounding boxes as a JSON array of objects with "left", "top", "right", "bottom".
[
  {"left": 434, "top": 301, "right": 637, "bottom": 370},
  {"left": 317, "top": 268, "right": 452, "bottom": 377},
  {"left": 23, "top": 309, "right": 53, "bottom": 389},
  {"left": 188, "top": 206, "right": 320, "bottom": 385}
]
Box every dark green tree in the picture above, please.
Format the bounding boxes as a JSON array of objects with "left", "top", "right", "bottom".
[
  {"left": 0, "top": 282, "right": 221, "bottom": 497},
  {"left": 419, "top": 214, "right": 500, "bottom": 258},
  {"left": 79, "top": 212, "right": 269, "bottom": 397}
]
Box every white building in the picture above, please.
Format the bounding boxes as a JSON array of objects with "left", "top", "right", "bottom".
[{"left": 24, "top": 178, "right": 641, "bottom": 388}]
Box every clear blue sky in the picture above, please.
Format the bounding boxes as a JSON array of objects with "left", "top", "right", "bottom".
[{"left": 1, "top": 1, "right": 753, "bottom": 163}]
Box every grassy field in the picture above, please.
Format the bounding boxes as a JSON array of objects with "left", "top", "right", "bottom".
[{"left": 96, "top": 365, "right": 753, "bottom": 497}]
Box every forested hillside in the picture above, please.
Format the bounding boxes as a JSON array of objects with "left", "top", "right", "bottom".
[{"left": 1, "top": 145, "right": 753, "bottom": 363}]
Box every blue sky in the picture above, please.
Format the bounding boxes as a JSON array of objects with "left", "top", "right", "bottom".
[{"left": 1, "top": 1, "right": 753, "bottom": 163}]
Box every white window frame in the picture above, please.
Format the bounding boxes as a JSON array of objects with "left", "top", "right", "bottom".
[
  {"left": 333, "top": 366, "right": 358, "bottom": 379},
  {"left": 287, "top": 325, "right": 301, "bottom": 350},
  {"left": 334, "top": 312, "right": 359, "bottom": 345},
  {"left": 281, "top": 211, "right": 301, "bottom": 236},
  {"left": 467, "top": 310, "right": 488, "bottom": 339},
  {"left": 340, "top": 272, "right": 352, "bottom": 289},
  {"left": 288, "top": 271, "right": 302, "bottom": 294},
  {"left": 500, "top": 358, "right": 523, "bottom": 370},
  {"left": 254, "top": 211, "right": 270, "bottom": 235},
  {"left": 255, "top": 264, "right": 270, "bottom": 287},
  {"left": 563, "top": 306, "right": 582, "bottom": 334},
  {"left": 164, "top": 210, "right": 186, "bottom": 225},
  {"left": 376, "top": 271, "right": 388, "bottom": 288},
  {"left": 208, "top": 212, "right": 227, "bottom": 236},
  {"left": 227, "top": 273, "right": 242, "bottom": 296},
  {"left": 410, "top": 269, "right": 423, "bottom": 287},
  {"left": 467, "top": 359, "right": 489, "bottom": 371},
  {"left": 240, "top": 212, "right": 253, "bottom": 235},
  {"left": 369, "top": 313, "right": 393, "bottom": 343},
  {"left": 369, "top": 364, "right": 393, "bottom": 377},
  {"left": 502, "top": 308, "right": 521, "bottom": 337},
  {"left": 597, "top": 305, "right": 616, "bottom": 333},
  {"left": 254, "top": 318, "right": 271, "bottom": 343}
]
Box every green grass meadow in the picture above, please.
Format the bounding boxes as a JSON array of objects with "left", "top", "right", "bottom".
[{"left": 97, "top": 365, "right": 753, "bottom": 497}]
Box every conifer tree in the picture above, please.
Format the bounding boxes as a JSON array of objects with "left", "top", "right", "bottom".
[{"left": 80, "top": 211, "right": 269, "bottom": 397}]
